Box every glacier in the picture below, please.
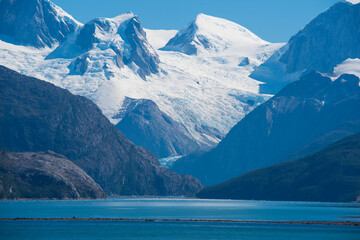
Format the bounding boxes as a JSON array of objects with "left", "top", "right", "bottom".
[{"left": 0, "top": 4, "right": 283, "bottom": 148}]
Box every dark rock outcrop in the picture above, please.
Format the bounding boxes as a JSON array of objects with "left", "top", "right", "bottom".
[
  {"left": 0, "top": 65, "right": 202, "bottom": 196},
  {"left": 68, "top": 55, "right": 90, "bottom": 75},
  {"left": 0, "top": 0, "right": 80, "bottom": 48},
  {"left": 0, "top": 150, "right": 106, "bottom": 200},
  {"left": 172, "top": 72, "right": 360, "bottom": 186},
  {"left": 197, "top": 132, "right": 360, "bottom": 203},
  {"left": 115, "top": 97, "right": 199, "bottom": 158}
]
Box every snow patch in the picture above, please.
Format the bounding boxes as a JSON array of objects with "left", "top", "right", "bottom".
[{"left": 331, "top": 58, "right": 360, "bottom": 79}]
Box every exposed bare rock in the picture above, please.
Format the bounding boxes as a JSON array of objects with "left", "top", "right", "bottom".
[{"left": 0, "top": 150, "right": 106, "bottom": 199}]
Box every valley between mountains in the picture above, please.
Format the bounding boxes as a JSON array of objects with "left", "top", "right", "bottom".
[{"left": 1, "top": 0, "right": 360, "bottom": 202}]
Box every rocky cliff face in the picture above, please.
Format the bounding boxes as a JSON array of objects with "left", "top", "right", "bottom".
[
  {"left": 197, "top": 132, "right": 360, "bottom": 203},
  {"left": 0, "top": 65, "right": 202, "bottom": 196},
  {"left": 280, "top": 2, "right": 360, "bottom": 74},
  {"left": 251, "top": 2, "right": 360, "bottom": 93},
  {"left": 0, "top": 0, "right": 81, "bottom": 48},
  {"left": 0, "top": 150, "right": 106, "bottom": 200},
  {"left": 115, "top": 98, "right": 199, "bottom": 158},
  {"left": 172, "top": 72, "right": 360, "bottom": 186}
]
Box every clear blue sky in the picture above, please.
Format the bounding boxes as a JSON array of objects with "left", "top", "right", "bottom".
[{"left": 52, "top": 0, "right": 340, "bottom": 43}]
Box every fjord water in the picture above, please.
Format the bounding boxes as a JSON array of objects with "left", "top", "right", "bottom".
[{"left": 0, "top": 199, "right": 359, "bottom": 239}]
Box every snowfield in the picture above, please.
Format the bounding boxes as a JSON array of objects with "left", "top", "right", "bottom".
[{"left": 0, "top": 13, "right": 283, "bottom": 146}]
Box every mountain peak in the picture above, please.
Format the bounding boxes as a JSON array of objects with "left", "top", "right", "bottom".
[
  {"left": 194, "top": 13, "right": 214, "bottom": 22},
  {"left": 251, "top": 1, "right": 360, "bottom": 93},
  {"left": 48, "top": 11, "right": 159, "bottom": 79},
  {"left": 101, "top": 12, "right": 136, "bottom": 26},
  {"left": 162, "top": 13, "right": 268, "bottom": 55},
  {"left": 0, "top": 0, "right": 81, "bottom": 48}
]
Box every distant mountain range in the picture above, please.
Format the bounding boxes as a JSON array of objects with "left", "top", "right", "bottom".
[
  {"left": 0, "top": 0, "right": 281, "bottom": 157},
  {"left": 0, "top": 65, "right": 202, "bottom": 197},
  {"left": 197, "top": 132, "right": 360, "bottom": 203}
]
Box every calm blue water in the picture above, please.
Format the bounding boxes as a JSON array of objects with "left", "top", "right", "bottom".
[{"left": 0, "top": 198, "right": 359, "bottom": 239}]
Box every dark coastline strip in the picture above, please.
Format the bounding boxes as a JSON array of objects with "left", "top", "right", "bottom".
[{"left": 1, "top": 218, "right": 360, "bottom": 226}]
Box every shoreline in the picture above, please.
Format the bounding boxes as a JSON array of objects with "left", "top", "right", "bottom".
[{"left": 1, "top": 218, "right": 360, "bottom": 226}]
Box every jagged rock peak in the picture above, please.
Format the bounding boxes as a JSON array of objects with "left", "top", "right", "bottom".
[
  {"left": 0, "top": 0, "right": 82, "bottom": 48},
  {"left": 48, "top": 13, "right": 159, "bottom": 79}
]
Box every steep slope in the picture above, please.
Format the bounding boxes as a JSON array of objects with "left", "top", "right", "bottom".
[
  {"left": 0, "top": 0, "right": 81, "bottom": 48},
  {"left": 162, "top": 13, "right": 268, "bottom": 55},
  {"left": 0, "top": 5, "right": 281, "bottom": 152},
  {"left": 172, "top": 72, "right": 360, "bottom": 186},
  {"left": 251, "top": 1, "right": 360, "bottom": 93},
  {"left": 0, "top": 150, "right": 106, "bottom": 200},
  {"left": 0, "top": 65, "right": 202, "bottom": 196},
  {"left": 197, "top": 132, "right": 360, "bottom": 203},
  {"left": 47, "top": 13, "right": 160, "bottom": 80},
  {"left": 115, "top": 98, "right": 199, "bottom": 158}
]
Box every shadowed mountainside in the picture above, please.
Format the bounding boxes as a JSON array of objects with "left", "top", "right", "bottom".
[
  {"left": 115, "top": 97, "right": 199, "bottom": 158},
  {"left": 197, "top": 132, "right": 360, "bottom": 202},
  {"left": 0, "top": 150, "right": 106, "bottom": 200},
  {"left": 0, "top": 65, "right": 202, "bottom": 196},
  {"left": 173, "top": 72, "right": 360, "bottom": 186}
]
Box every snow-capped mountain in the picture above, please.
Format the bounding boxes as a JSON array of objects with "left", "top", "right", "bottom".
[
  {"left": 47, "top": 13, "right": 160, "bottom": 79},
  {"left": 251, "top": 1, "right": 360, "bottom": 93},
  {"left": 0, "top": 0, "right": 81, "bottom": 48},
  {"left": 162, "top": 13, "right": 268, "bottom": 56},
  {"left": 0, "top": 1, "right": 282, "bottom": 154}
]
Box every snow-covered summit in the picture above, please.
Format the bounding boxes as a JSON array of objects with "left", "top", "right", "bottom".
[
  {"left": 0, "top": 0, "right": 81, "bottom": 48},
  {"left": 48, "top": 13, "right": 160, "bottom": 79},
  {"left": 162, "top": 13, "right": 268, "bottom": 55}
]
